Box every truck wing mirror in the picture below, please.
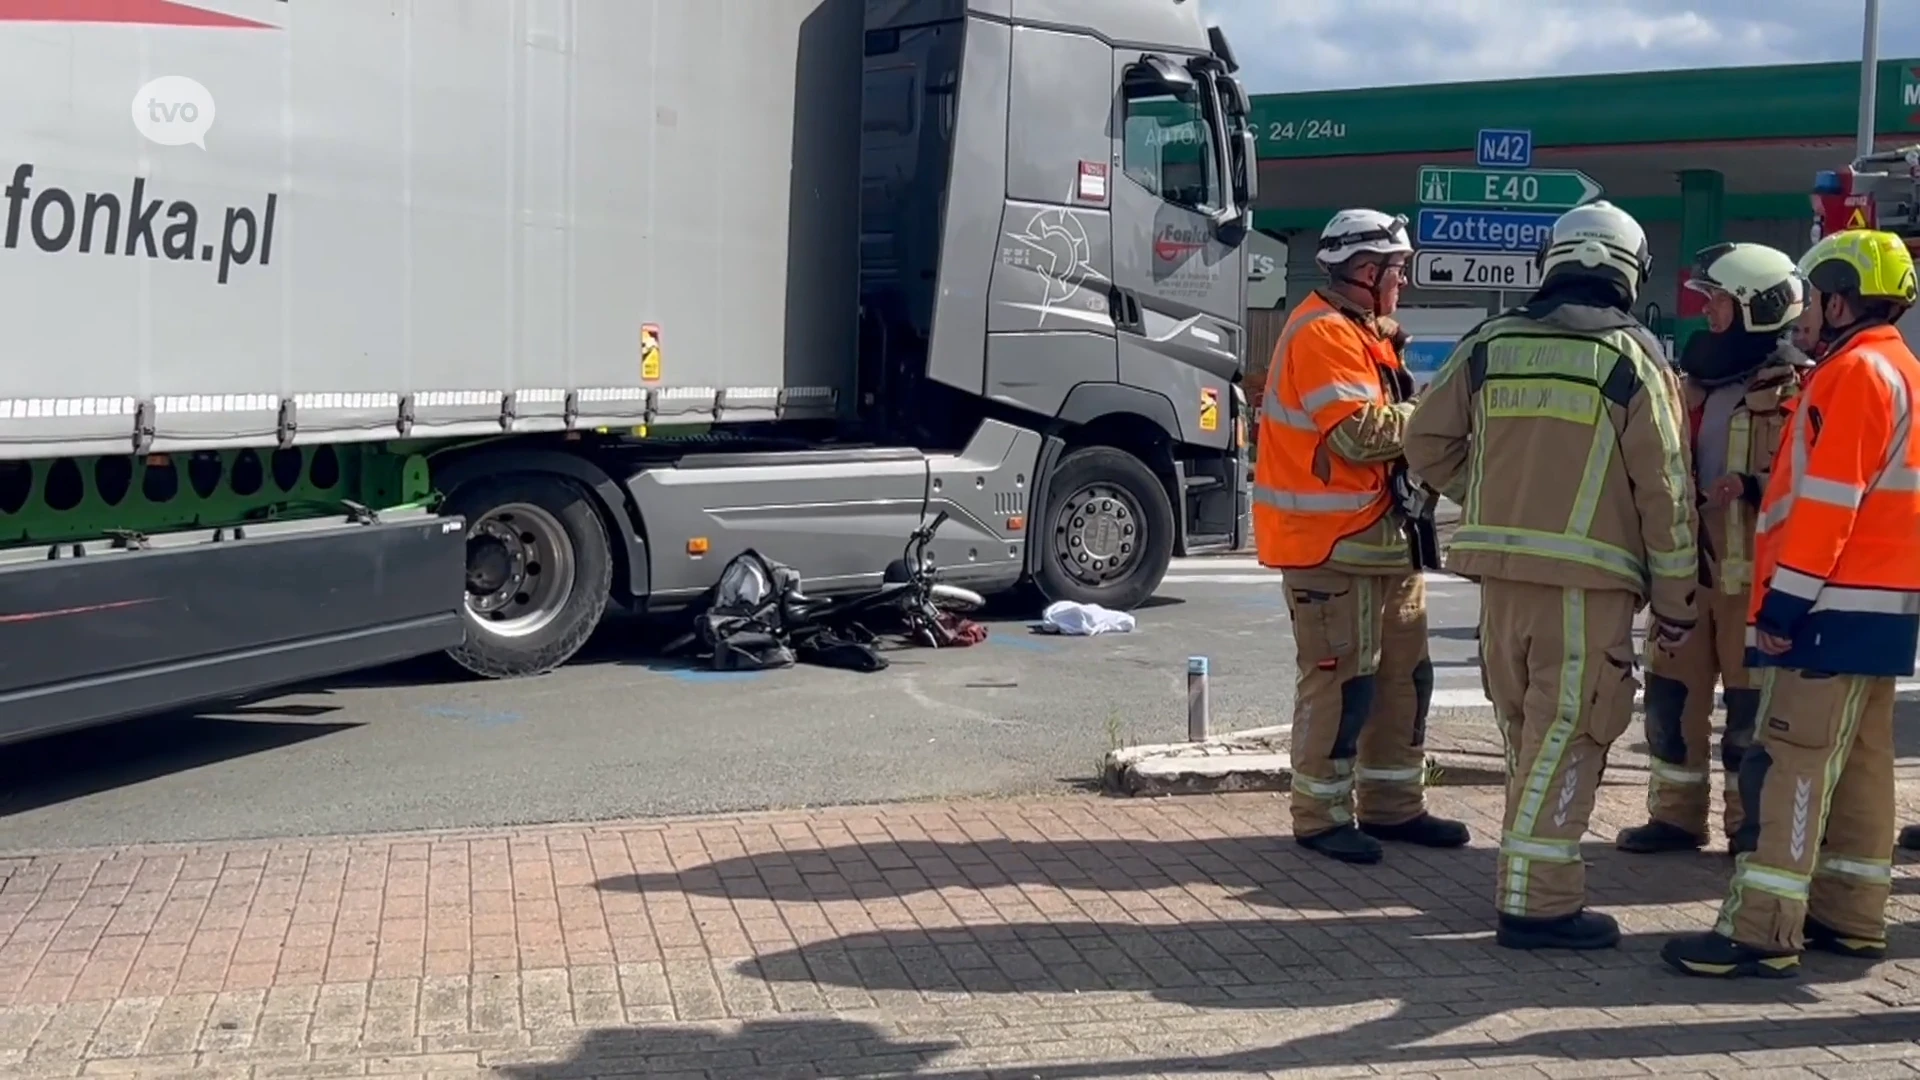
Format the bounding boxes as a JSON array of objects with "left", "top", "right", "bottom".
[
  {"left": 1228, "top": 127, "right": 1259, "bottom": 205},
  {"left": 1219, "top": 75, "right": 1250, "bottom": 118},
  {"left": 1125, "top": 55, "right": 1196, "bottom": 97},
  {"left": 1231, "top": 128, "right": 1258, "bottom": 204}
]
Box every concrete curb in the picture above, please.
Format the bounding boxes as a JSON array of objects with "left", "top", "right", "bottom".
[
  {"left": 1101, "top": 725, "right": 1509, "bottom": 798},
  {"left": 1102, "top": 725, "right": 1292, "bottom": 797}
]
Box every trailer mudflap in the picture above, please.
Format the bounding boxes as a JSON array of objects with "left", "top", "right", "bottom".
[{"left": 0, "top": 515, "right": 467, "bottom": 745}]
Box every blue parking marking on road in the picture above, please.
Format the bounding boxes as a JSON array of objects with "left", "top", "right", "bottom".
[
  {"left": 986, "top": 630, "right": 1062, "bottom": 652},
  {"left": 646, "top": 662, "right": 767, "bottom": 682},
  {"left": 418, "top": 704, "right": 522, "bottom": 727}
]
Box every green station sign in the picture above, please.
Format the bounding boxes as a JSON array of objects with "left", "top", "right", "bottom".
[{"left": 1418, "top": 166, "right": 1602, "bottom": 210}]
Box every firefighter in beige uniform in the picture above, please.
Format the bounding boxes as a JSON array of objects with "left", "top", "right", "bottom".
[
  {"left": 1404, "top": 202, "right": 1697, "bottom": 951},
  {"left": 1617, "top": 243, "right": 1808, "bottom": 857}
]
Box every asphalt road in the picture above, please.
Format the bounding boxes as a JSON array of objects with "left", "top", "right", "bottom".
[{"left": 0, "top": 558, "right": 1497, "bottom": 851}]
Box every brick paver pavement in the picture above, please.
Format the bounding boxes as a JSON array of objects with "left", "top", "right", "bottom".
[{"left": 6, "top": 770, "right": 1920, "bottom": 1079}]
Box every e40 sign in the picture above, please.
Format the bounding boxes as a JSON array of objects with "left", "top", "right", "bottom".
[{"left": 1418, "top": 166, "right": 1603, "bottom": 211}]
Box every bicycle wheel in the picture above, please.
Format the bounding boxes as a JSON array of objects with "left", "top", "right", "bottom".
[{"left": 930, "top": 583, "right": 985, "bottom": 612}]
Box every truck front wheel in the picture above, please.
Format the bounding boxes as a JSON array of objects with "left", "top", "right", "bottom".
[
  {"left": 443, "top": 475, "right": 613, "bottom": 678},
  {"left": 1035, "top": 446, "right": 1174, "bottom": 611}
]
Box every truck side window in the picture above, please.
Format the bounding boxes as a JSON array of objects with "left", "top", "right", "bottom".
[{"left": 1121, "top": 84, "right": 1217, "bottom": 214}]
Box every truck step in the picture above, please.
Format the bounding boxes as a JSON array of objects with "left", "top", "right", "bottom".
[
  {"left": 1183, "top": 532, "right": 1236, "bottom": 555},
  {"left": 1182, "top": 475, "right": 1223, "bottom": 492}
]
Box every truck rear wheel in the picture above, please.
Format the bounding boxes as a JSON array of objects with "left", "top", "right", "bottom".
[
  {"left": 443, "top": 475, "right": 612, "bottom": 678},
  {"left": 1036, "top": 446, "right": 1173, "bottom": 611}
]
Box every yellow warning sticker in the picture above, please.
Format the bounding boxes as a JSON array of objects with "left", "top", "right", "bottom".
[
  {"left": 1199, "top": 388, "right": 1219, "bottom": 432},
  {"left": 640, "top": 323, "right": 663, "bottom": 382},
  {"left": 1847, "top": 207, "right": 1868, "bottom": 229}
]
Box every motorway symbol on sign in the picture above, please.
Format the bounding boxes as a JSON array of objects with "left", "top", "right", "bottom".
[
  {"left": 1416, "top": 208, "right": 1559, "bottom": 253},
  {"left": 1413, "top": 250, "right": 1543, "bottom": 292},
  {"left": 1418, "top": 166, "right": 1601, "bottom": 210},
  {"left": 1476, "top": 128, "right": 1533, "bottom": 169}
]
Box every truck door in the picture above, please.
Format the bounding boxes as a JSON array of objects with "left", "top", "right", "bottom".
[{"left": 1109, "top": 53, "right": 1242, "bottom": 450}]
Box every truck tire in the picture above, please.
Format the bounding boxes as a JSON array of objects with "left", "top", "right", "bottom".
[
  {"left": 1035, "top": 446, "right": 1174, "bottom": 611},
  {"left": 443, "top": 475, "right": 613, "bottom": 678}
]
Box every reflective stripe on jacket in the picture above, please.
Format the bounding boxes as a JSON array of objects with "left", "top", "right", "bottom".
[
  {"left": 1685, "top": 352, "right": 1801, "bottom": 596},
  {"left": 1747, "top": 324, "right": 1920, "bottom": 677},
  {"left": 1251, "top": 291, "right": 1407, "bottom": 571},
  {"left": 1402, "top": 298, "right": 1697, "bottom": 620}
]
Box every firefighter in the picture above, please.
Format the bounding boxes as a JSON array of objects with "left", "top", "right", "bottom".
[
  {"left": 1664, "top": 229, "right": 1920, "bottom": 979},
  {"left": 1616, "top": 243, "right": 1809, "bottom": 858},
  {"left": 1403, "top": 201, "right": 1696, "bottom": 951},
  {"left": 1253, "top": 208, "right": 1469, "bottom": 866}
]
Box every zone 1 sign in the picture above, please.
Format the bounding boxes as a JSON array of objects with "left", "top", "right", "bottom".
[{"left": 1413, "top": 249, "right": 1543, "bottom": 292}]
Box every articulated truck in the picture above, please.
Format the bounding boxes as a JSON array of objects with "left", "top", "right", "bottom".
[{"left": 0, "top": 0, "right": 1257, "bottom": 743}]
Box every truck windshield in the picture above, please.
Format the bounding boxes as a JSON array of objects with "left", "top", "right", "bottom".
[{"left": 1121, "top": 85, "right": 1219, "bottom": 215}]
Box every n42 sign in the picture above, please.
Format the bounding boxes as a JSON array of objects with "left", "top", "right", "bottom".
[{"left": 1476, "top": 128, "right": 1532, "bottom": 169}]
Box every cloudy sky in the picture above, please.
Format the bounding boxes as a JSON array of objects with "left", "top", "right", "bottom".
[{"left": 1200, "top": 0, "right": 1920, "bottom": 93}]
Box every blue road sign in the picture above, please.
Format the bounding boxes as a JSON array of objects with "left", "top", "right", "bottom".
[
  {"left": 1417, "top": 208, "right": 1558, "bottom": 253},
  {"left": 1476, "top": 128, "right": 1533, "bottom": 170},
  {"left": 1403, "top": 339, "right": 1458, "bottom": 384}
]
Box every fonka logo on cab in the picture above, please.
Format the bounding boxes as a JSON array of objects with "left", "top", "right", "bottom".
[{"left": 1154, "top": 224, "right": 1207, "bottom": 262}]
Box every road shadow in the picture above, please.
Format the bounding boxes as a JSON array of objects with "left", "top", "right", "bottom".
[
  {"left": 478, "top": 1003, "right": 1920, "bottom": 1077},
  {"left": 597, "top": 831, "right": 1771, "bottom": 913},
  {"left": 736, "top": 915, "right": 1919, "bottom": 1072},
  {"left": 491, "top": 1017, "right": 954, "bottom": 1080},
  {"left": 0, "top": 709, "right": 358, "bottom": 817}
]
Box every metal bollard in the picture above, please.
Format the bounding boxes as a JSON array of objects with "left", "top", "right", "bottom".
[{"left": 1187, "top": 656, "right": 1211, "bottom": 741}]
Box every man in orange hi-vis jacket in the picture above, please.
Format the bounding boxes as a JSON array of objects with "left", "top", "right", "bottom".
[
  {"left": 1253, "top": 208, "right": 1469, "bottom": 866},
  {"left": 1665, "top": 229, "right": 1920, "bottom": 980}
]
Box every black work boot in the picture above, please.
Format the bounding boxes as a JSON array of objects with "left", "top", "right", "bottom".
[
  {"left": 1360, "top": 813, "right": 1471, "bottom": 848},
  {"left": 1803, "top": 916, "right": 1887, "bottom": 960},
  {"left": 1495, "top": 910, "right": 1620, "bottom": 951},
  {"left": 1660, "top": 931, "right": 1799, "bottom": 979},
  {"left": 1900, "top": 824, "right": 1920, "bottom": 852},
  {"left": 1727, "top": 824, "right": 1758, "bottom": 856},
  {"left": 1615, "top": 821, "right": 1705, "bottom": 854},
  {"left": 1295, "top": 824, "right": 1383, "bottom": 865}
]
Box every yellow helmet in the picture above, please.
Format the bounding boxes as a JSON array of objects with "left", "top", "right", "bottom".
[{"left": 1797, "top": 228, "right": 1919, "bottom": 306}]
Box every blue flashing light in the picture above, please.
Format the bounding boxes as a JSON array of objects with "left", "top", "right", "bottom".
[{"left": 1812, "top": 170, "right": 1846, "bottom": 195}]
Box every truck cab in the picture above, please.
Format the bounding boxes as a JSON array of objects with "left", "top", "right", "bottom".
[{"left": 854, "top": 0, "right": 1257, "bottom": 607}]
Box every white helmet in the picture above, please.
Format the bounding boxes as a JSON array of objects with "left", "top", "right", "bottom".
[
  {"left": 1317, "top": 208, "right": 1413, "bottom": 267},
  {"left": 1538, "top": 200, "right": 1652, "bottom": 299},
  {"left": 1685, "top": 242, "right": 1807, "bottom": 333}
]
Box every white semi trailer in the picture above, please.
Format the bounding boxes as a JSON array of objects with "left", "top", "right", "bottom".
[{"left": 0, "top": 0, "right": 1257, "bottom": 742}]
